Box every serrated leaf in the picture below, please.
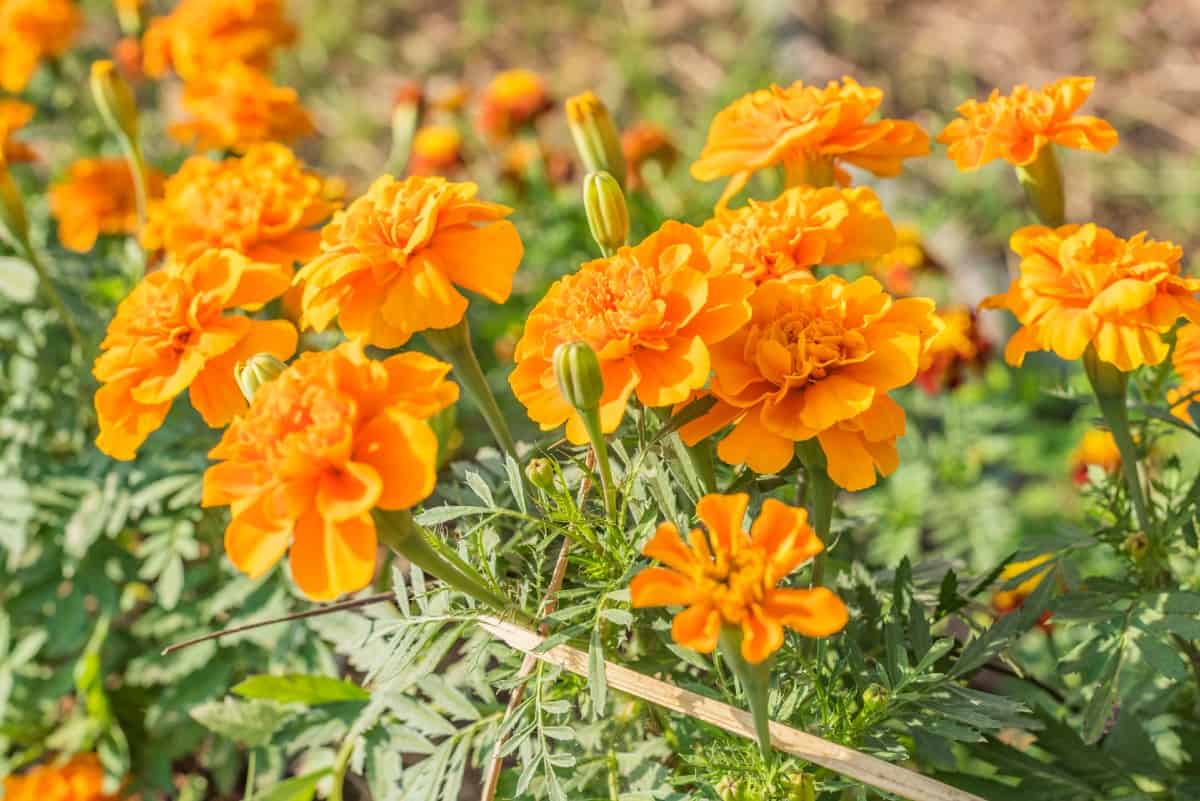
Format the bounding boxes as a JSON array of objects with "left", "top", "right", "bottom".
[
  {"left": 190, "top": 697, "right": 291, "bottom": 746},
  {"left": 1081, "top": 642, "right": 1122, "bottom": 744}
]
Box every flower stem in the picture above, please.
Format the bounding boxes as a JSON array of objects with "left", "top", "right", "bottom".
[
  {"left": 578, "top": 406, "right": 618, "bottom": 523},
  {"left": 1015, "top": 145, "right": 1065, "bottom": 227},
  {"left": 718, "top": 625, "right": 774, "bottom": 765},
  {"left": 1083, "top": 345, "right": 1152, "bottom": 535},
  {"left": 424, "top": 317, "right": 518, "bottom": 461},
  {"left": 796, "top": 439, "right": 835, "bottom": 588}
]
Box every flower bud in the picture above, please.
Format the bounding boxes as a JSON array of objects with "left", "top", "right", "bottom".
[
  {"left": 583, "top": 171, "right": 629, "bottom": 257},
  {"left": 1123, "top": 531, "right": 1149, "bottom": 561},
  {"left": 90, "top": 60, "right": 139, "bottom": 145},
  {"left": 0, "top": 163, "right": 30, "bottom": 251},
  {"left": 525, "top": 457, "right": 557, "bottom": 491},
  {"left": 553, "top": 341, "right": 604, "bottom": 413},
  {"left": 566, "top": 91, "right": 625, "bottom": 184},
  {"left": 234, "top": 353, "right": 286, "bottom": 402}
]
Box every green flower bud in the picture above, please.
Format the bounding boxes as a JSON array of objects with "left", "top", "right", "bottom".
[
  {"left": 1123, "top": 531, "right": 1149, "bottom": 560},
  {"left": 525, "top": 457, "right": 557, "bottom": 491},
  {"left": 234, "top": 353, "right": 287, "bottom": 402},
  {"left": 553, "top": 341, "right": 604, "bottom": 413},
  {"left": 566, "top": 92, "right": 625, "bottom": 184},
  {"left": 583, "top": 171, "right": 629, "bottom": 257},
  {"left": 90, "top": 60, "right": 139, "bottom": 145}
]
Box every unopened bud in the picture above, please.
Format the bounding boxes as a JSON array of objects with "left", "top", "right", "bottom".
[
  {"left": 1123, "top": 531, "right": 1149, "bottom": 561},
  {"left": 525, "top": 457, "right": 557, "bottom": 491},
  {"left": 90, "top": 60, "right": 139, "bottom": 144},
  {"left": 553, "top": 341, "right": 604, "bottom": 413},
  {"left": 861, "top": 683, "right": 888, "bottom": 712},
  {"left": 234, "top": 353, "right": 286, "bottom": 402},
  {"left": 0, "top": 164, "right": 29, "bottom": 250},
  {"left": 566, "top": 91, "right": 625, "bottom": 184},
  {"left": 583, "top": 171, "right": 629, "bottom": 257}
]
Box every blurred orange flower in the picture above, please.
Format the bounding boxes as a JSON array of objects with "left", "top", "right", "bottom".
[
  {"left": 869, "top": 223, "right": 925, "bottom": 295},
  {"left": 408, "top": 125, "right": 463, "bottom": 175},
  {"left": 296, "top": 175, "right": 523, "bottom": 347},
  {"left": 509, "top": 221, "right": 753, "bottom": 444},
  {"left": 700, "top": 185, "right": 896, "bottom": 283},
  {"left": 916, "top": 306, "right": 991, "bottom": 394},
  {"left": 93, "top": 249, "right": 297, "bottom": 460},
  {"left": 0, "top": 0, "right": 80, "bottom": 92},
  {"left": 691, "top": 77, "right": 929, "bottom": 208},
  {"left": 991, "top": 554, "right": 1054, "bottom": 620},
  {"left": 169, "top": 62, "right": 314, "bottom": 152},
  {"left": 3, "top": 753, "right": 119, "bottom": 801},
  {"left": 631, "top": 493, "right": 847, "bottom": 663},
  {"left": 1169, "top": 323, "right": 1200, "bottom": 422},
  {"left": 983, "top": 224, "right": 1200, "bottom": 371},
  {"left": 50, "top": 157, "right": 164, "bottom": 253},
  {"left": 142, "top": 0, "right": 295, "bottom": 80},
  {"left": 203, "top": 342, "right": 458, "bottom": 600},
  {"left": 477, "top": 68, "right": 550, "bottom": 141},
  {"left": 1071, "top": 429, "right": 1121, "bottom": 485},
  {"left": 681, "top": 276, "right": 940, "bottom": 490},
  {"left": 143, "top": 143, "right": 339, "bottom": 271},
  {"left": 428, "top": 78, "right": 470, "bottom": 112},
  {"left": 622, "top": 121, "right": 677, "bottom": 190},
  {"left": 938, "top": 76, "right": 1117, "bottom": 170},
  {"left": 0, "top": 99, "right": 36, "bottom": 163}
]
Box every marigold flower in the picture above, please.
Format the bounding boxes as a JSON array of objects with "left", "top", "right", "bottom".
[
  {"left": 169, "top": 62, "right": 315, "bottom": 152},
  {"left": 93, "top": 249, "right": 298, "bottom": 460},
  {"left": 509, "top": 221, "right": 753, "bottom": 444},
  {"left": 700, "top": 185, "right": 896, "bottom": 283},
  {"left": 681, "top": 276, "right": 941, "bottom": 490},
  {"left": 142, "top": 0, "right": 295, "bottom": 80},
  {"left": 408, "top": 125, "right": 464, "bottom": 175},
  {"left": 427, "top": 78, "right": 469, "bottom": 112},
  {"left": 631, "top": 493, "right": 847, "bottom": 663},
  {"left": 691, "top": 77, "right": 930, "bottom": 208},
  {"left": 0, "top": 0, "right": 80, "bottom": 92},
  {"left": 916, "top": 306, "right": 990, "bottom": 394},
  {"left": 1070, "top": 429, "right": 1121, "bottom": 485},
  {"left": 50, "top": 157, "right": 163, "bottom": 253},
  {"left": 622, "top": 120, "right": 677, "bottom": 191},
  {"left": 3, "top": 753, "right": 119, "bottom": 801},
  {"left": 477, "top": 68, "right": 550, "bottom": 141},
  {"left": 295, "top": 175, "right": 523, "bottom": 348},
  {"left": 142, "top": 143, "right": 339, "bottom": 271},
  {"left": 202, "top": 342, "right": 458, "bottom": 600},
  {"left": 0, "top": 99, "right": 36, "bottom": 164},
  {"left": 869, "top": 223, "right": 926, "bottom": 295},
  {"left": 1169, "top": 323, "right": 1200, "bottom": 422},
  {"left": 938, "top": 77, "right": 1118, "bottom": 170},
  {"left": 991, "top": 554, "right": 1054, "bottom": 625},
  {"left": 982, "top": 224, "right": 1200, "bottom": 372}
]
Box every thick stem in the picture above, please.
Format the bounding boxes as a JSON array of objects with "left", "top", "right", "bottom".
[
  {"left": 718, "top": 625, "right": 774, "bottom": 764},
  {"left": 579, "top": 408, "right": 618, "bottom": 523},
  {"left": 425, "top": 317, "right": 519, "bottom": 460},
  {"left": 1083, "top": 346, "right": 1152, "bottom": 535},
  {"left": 1015, "top": 146, "right": 1065, "bottom": 227},
  {"left": 796, "top": 439, "right": 835, "bottom": 588}
]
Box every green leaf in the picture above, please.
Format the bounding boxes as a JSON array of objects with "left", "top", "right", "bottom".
[
  {"left": 233, "top": 674, "right": 370, "bottom": 705},
  {"left": 588, "top": 626, "right": 607, "bottom": 717},
  {"left": 0, "top": 257, "right": 37, "bottom": 303},
  {"left": 252, "top": 770, "right": 330, "bottom": 801},
  {"left": 1081, "top": 641, "right": 1123, "bottom": 744},
  {"left": 190, "top": 697, "right": 291, "bottom": 746}
]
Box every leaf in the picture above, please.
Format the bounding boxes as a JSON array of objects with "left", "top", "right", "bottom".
[
  {"left": 1131, "top": 631, "right": 1188, "bottom": 681},
  {"left": 504, "top": 455, "right": 527, "bottom": 514},
  {"left": 0, "top": 257, "right": 37, "bottom": 303},
  {"left": 464, "top": 471, "right": 495, "bottom": 508},
  {"left": 190, "top": 697, "right": 291, "bottom": 746},
  {"left": 414, "top": 505, "right": 494, "bottom": 526},
  {"left": 588, "top": 626, "right": 607, "bottom": 717},
  {"left": 600, "top": 608, "right": 633, "bottom": 627},
  {"left": 233, "top": 674, "right": 370, "bottom": 705},
  {"left": 1081, "top": 641, "right": 1123, "bottom": 744},
  {"left": 252, "top": 770, "right": 330, "bottom": 801}
]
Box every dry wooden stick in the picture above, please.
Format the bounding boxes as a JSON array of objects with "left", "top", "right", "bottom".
[{"left": 478, "top": 616, "right": 986, "bottom": 801}]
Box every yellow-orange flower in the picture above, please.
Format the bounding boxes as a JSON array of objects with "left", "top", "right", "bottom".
[
  {"left": 169, "top": 62, "right": 314, "bottom": 152},
  {"left": 3, "top": 754, "right": 119, "bottom": 801},
  {"left": 142, "top": 0, "right": 295, "bottom": 80},
  {"left": 631, "top": 493, "right": 847, "bottom": 663},
  {"left": 869, "top": 223, "right": 926, "bottom": 295},
  {"left": 0, "top": 99, "right": 36, "bottom": 164},
  {"left": 93, "top": 249, "right": 297, "bottom": 460},
  {"left": 622, "top": 120, "right": 677, "bottom": 191},
  {"left": 681, "top": 276, "right": 940, "bottom": 490},
  {"left": 991, "top": 554, "right": 1055, "bottom": 620},
  {"left": 477, "top": 68, "right": 550, "bottom": 141},
  {"left": 916, "top": 306, "right": 990, "bottom": 393},
  {"left": 202, "top": 342, "right": 458, "bottom": 600},
  {"left": 1071, "top": 429, "right": 1121, "bottom": 485},
  {"left": 50, "top": 158, "right": 164, "bottom": 253},
  {"left": 982, "top": 224, "right": 1200, "bottom": 372},
  {"left": 691, "top": 77, "right": 929, "bottom": 208},
  {"left": 510, "top": 221, "right": 753, "bottom": 443},
  {"left": 700, "top": 185, "right": 896, "bottom": 283},
  {"left": 938, "top": 77, "right": 1117, "bottom": 170},
  {"left": 295, "top": 175, "right": 523, "bottom": 348},
  {"left": 142, "top": 144, "right": 339, "bottom": 271},
  {"left": 1169, "top": 323, "right": 1200, "bottom": 422},
  {"left": 409, "top": 125, "right": 463, "bottom": 175},
  {"left": 0, "top": 0, "right": 80, "bottom": 92}
]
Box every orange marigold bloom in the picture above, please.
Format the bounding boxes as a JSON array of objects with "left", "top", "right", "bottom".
[
  {"left": 681, "top": 276, "right": 941, "bottom": 490},
  {"left": 295, "top": 175, "right": 523, "bottom": 348},
  {"left": 868, "top": 223, "right": 926, "bottom": 295},
  {"left": 1169, "top": 323, "right": 1200, "bottom": 422},
  {"left": 0, "top": 99, "right": 36, "bottom": 164},
  {"left": 691, "top": 77, "right": 930, "bottom": 209},
  {"left": 142, "top": 143, "right": 339, "bottom": 271},
  {"left": 93, "top": 249, "right": 298, "bottom": 460},
  {"left": 202, "top": 342, "right": 458, "bottom": 600},
  {"left": 938, "top": 76, "right": 1118, "bottom": 170},
  {"left": 3, "top": 753, "right": 120, "bottom": 801},
  {"left": 700, "top": 185, "right": 896, "bottom": 284},
  {"left": 1071, "top": 429, "right": 1121, "bottom": 485},
  {"left": 0, "top": 0, "right": 80, "bottom": 92},
  {"left": 169, "top": 62, "right": 315, "bottom": 152},
  {"left": 142, "top": 0, "right": 295, "bottom": 80},
  {"left": 509, "top": 221, "right": 753, "bottom": 443},
  {"left": 477, "top": 68, "right": 550, "bottom": 141},
  {"left": 50, "top": 157, "right": 164, "bottom": 253},
  {"left": 409, "top": 125, "right": 463, "bottom": 175},
  {"left": 982, "top": 224, "right": 1200, "bottom": 372},
  {"left": 622, "top": 120, "right": 677, "bottom": 191},
  {"left": 991, "top": 554, "right": 1055, "bottom": 625},
  {"left": 631, "top": 493, "right": 847, "bottom": 663},
  {"left": 915, "top": 306, "right": 991, "bottom": 394}
]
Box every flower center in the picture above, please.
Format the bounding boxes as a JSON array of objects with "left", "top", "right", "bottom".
[
  {"left": 746, "top": 310, "right": 869, "bottom": 386},
  {"left": 698, "top": 545, "right": 769, "bottom": 623}
]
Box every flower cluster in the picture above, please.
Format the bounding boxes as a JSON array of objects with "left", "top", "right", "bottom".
[{"left": 142, "top": 0, "right": 295, "bottom": 80}]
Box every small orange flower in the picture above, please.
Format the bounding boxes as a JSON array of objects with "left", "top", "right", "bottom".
[
  {"left": 1070, "top": 429, "right": 1121, "bottom": 485},
  {"left": 938, "top": 77, "right": 1118, "bottom": 170},
  {"left": 142, "top": 0, "right": 295, "bottom": 80},
  {"left": 991, "top": 555, "right": 1055, "bottom": 629},
  {"left": 409, "top": 125, "right": 464, "bottom": 175},
  {"left": 700, "top": 185, "right": 896, "bottom": 283},
  {"left": 295, "top": 175, "right": 523, "bottom": 348},
  {"left": 1169, "top": 323, "right": 1200, "bottom": 422},
  {"left": 622, "top": 120, "right": 677, "bottom": 191},
  {"left": 142, "top": 143, "right": 339, "bottom": 271},
  {"left": 681, "top": 276, "right": 940, "bottom": 490},
  {"left": 93, "top": 249, "right": 297, "bottom": 460},
  {"left": 0, "top": 99, "right": 36, "bottom": 164},
  {"left": 691, "top": 77, "right": 929, "bottom": 208},
  {"left": 982, "top": 224, "right": 1200, "bottom": 372},
  {"left": 509, "top": 221, "right": 753, "bottom": 443},
  {"left": 477, "top": 68, "right": 550, "bottom": 141},
  {"left": 169, "top": 62, "right": 315, "bottom": 152},
  {"left": 0, "top": 0, "right": 80, "bottom": 92},
  {"left": 50, "top": 158, "right": 164, "bottom": 253},
  {"left": 869, "top": 223, "right": 925, "bottom": 295},
  {"left": 631, "top": 493, "right": 847, "bottom": 663},
  {"left": 916, "top": 307, "right": 991, "bottom": 394},
  {"left": 428, "top": 78, "right": 470, "bottom": 112},
  {"left": 202, "top": 342, "right": 458, "bottom": 600},
  {"left": 3, "top": 753, "right": 120, "bottom": 801}
]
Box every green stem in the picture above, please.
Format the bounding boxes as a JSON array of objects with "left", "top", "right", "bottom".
[
  {"left": 328, "top": 735, "right": 354, "bottom": 801},
  {"left": 1083, "top": 346, "right": 1152, "bottom": 535},
  {"left": 605, "top": 748, "right": 621, "bottom": 801},
  {"left": 122, "top": 139, "right": 150, "bottom": 246},
  {"left": 795, "top": 439, "right": 835, "bottom": 588},
  {"left": 424, "top": 317, "right": 518, "bottom": 460},
  {"left": 25, "top": 244, "right": 85, "bottom": 354},
  {"left": 243, "top": 749, "right": 257, "bottom": 800},
  {"left": 1015, "top": 145, "right": 1065, "bottom": 227},
  {"left": 579, "top": 407, "right": 618, "bottom": 523},
  {"left": 718, "top": 625, "right": 774, "bottom": 764}
]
